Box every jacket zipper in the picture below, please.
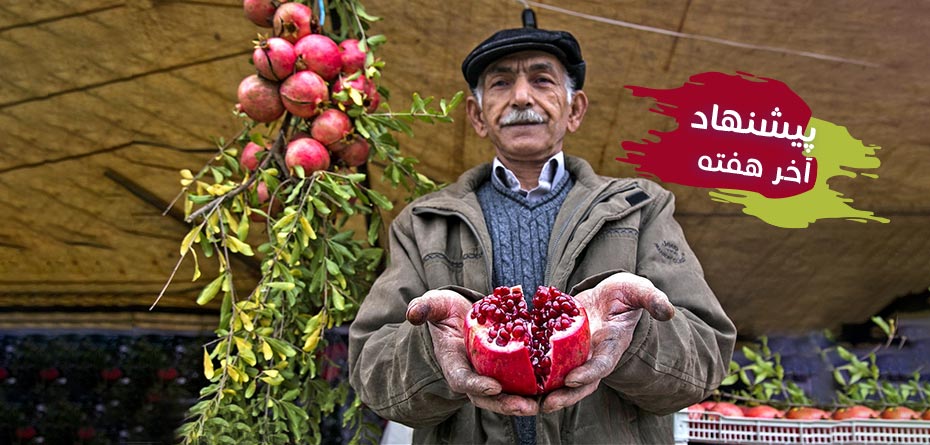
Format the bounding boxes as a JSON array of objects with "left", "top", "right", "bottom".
[{"left": 545, "top": 184, "right": 645, "bottom": 286}]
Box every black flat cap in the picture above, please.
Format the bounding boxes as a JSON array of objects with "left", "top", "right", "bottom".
[{"left": 462, "top": 27, "right": 586, "bottom": 90}]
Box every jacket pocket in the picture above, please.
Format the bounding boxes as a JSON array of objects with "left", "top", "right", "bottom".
[{"left": 567, "top": 221, "right": 640, "bottom": 287}]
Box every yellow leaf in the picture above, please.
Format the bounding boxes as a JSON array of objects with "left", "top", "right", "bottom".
[
  {"left": 203, "top": 348, "right": 214, "bottom": 380},
  {"left": 261, "top": 340, "right": 273, "bottom": 361},
  {"left": 350, "top": 88, "right": 364, "bottom": 106},
  {"left": 260, "top": 369, "right": 284, "bottom": 386},
  {"left": 180, "top": 226, "right": 202, "bottom": 256},
  {"left": 180, "top": 169, "right": 194, "bottom": 179},
  {"left": 303, "top": 326, "right": 322, "bottom": 352},
  {"left": 223, "top": 208, "right": 239, "bottom": 235},
  {"left": 226, "top": 364, "right": 242, "bottom": 383},
  {"left": 226, "top": 235, "right": 254, "bottom": 256},
  {"left": 300, "top": 215, "right": 317, "bottom": 240},
  {"left": 190, "top": 250, "right": 201, "bottom": 281},
  {"left": 239, "top": 310, "right": 254, "bottom": 332}
]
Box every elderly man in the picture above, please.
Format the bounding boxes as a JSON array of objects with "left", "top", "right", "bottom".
[{"left": 348, "top": 23, "right": 736, "bottom": 444}]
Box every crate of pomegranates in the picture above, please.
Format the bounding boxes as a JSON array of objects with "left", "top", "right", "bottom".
[{"left": 674, "top": 404, "right": 930, "bottom": 444}]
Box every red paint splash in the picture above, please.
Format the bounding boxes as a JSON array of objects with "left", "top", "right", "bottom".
[{"left": 619, "top": 72, "right": 817, "bottom": 199}]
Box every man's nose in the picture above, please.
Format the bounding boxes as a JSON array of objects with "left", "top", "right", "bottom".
[{"left": 510, "top": 76, "right": 533, "bottom": 109}]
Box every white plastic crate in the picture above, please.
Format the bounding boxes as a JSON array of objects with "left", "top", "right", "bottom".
[{"left": 674, "top": 409, "right": 930, "bottom": 444}]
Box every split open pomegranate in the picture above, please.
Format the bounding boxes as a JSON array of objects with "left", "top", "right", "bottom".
[{"left": 464, "top": 285, "right": 590, "bottom": 395}]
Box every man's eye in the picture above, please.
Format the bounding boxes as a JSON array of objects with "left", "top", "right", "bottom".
[
  {"left": 535, "top": 77, "right": 554, "bottom": 85},
  {"left": 490, "top": 80, "right": 509, "bottom": 88}
]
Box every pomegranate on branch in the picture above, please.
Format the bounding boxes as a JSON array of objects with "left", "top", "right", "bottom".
[
  {"left": 339, "top": 39, "right": 367, "bottom": 74},
  {"left": 329, "top": 135, "right": 370, "bottom": 168},
  {"left": 272, "top": 2, "right": 314, "bottom": 43},
  {"left": 285, "top": 136, "right": 330, "bottom": 174},
  {"left": 239, "top": 141, "right": 269, "bottom": 172},
  {"left": 295, "top": 34, "right": 343, "bottom": 80},
  {"left": 252, "top": 36, "right": 297, "bottom": 82},
  {"left": 242, "top": 0, "right": 285, "bottom": 28},
  {"left": 279, "top": 70, "right": 328, "bottom": 118},
  {"left": 310, "top": 108, "right": 352, "bottom": 145},
  {"left": 237, "top": 74, "right": 284, "bottom": 123}
]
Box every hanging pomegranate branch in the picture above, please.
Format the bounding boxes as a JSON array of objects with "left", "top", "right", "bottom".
[{"left": 163, "top": 1, "right": 462, "bottom": 443}]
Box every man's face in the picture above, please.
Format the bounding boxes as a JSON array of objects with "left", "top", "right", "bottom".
[{"left": 466, "top": 51, "right": 587, "bottom": 164}]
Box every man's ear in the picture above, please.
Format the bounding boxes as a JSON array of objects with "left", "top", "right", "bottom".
[
  {"left": 466, "top": 96, "right": 488, "bottom": 138},
  {"left": 566, "top": 90, "right": 589, "bottom": 133}
]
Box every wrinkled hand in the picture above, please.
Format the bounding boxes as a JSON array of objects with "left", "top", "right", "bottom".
[
  {"left": 541, "top": 273, "right": 675, "bottom": 413},
  {"left": 406, "top": 289, "right": 539, "bottom": 416}
]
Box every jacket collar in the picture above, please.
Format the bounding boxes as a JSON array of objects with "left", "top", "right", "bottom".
[{"left": 411, "top": 155, "right": 644, "bottom": 219}]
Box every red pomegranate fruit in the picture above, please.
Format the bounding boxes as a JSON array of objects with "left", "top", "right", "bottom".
[
  {"left": 285, "top": 137, "right": 330, "bottom": 174},
  {"left": 256, "top": 181, "right": 271, "bottom": 203},
  {"left": 240, "top": 141, "right": 269, "bottom": 171},
  {"left": 832, "top": 405, "right": 878, "bottom": 420},
  {"left": 687, "top": 403, "right": 706, "bottom": 420},
  {"left": 250, "top": 182, "right": 283, "bottom": 222},
  {"left": 295, "top": 34, "right": 343, "bottom": 80},
  {"left": 253, "top": 37, "right": 297, "bottom": 81},
  {"left": 310, "top": 109, "right": 352, "bottom": 145},
  {"left": 279, "top": 70, "right": 328, "bottom": 118},
  {"left": 464, "top": 285, "right": 590, "bottom": 396},
  {"left": 706, "top": 401, "right": 744, "bottom": 417},
  {"left": 921, "top": 409, "right": 930, "bottom": 420},
  {"left": 243, "top": 0, "right": 284, "bottom": 28},
  {"left": 785, "top": 407, "right": 831, "bottom": 420},
  {"left": 273, "top": 2, "right": 313, "bottom": 43},
  {"left": 880, "top": 406, "right": 920, "bottom": 420},
  {"left": 237, "top": 74, "right": 284, "bottom": 123},
  {"left": 339, "top": 39, "right": 367, "bottom": 74},
  {"left": 329, "top": 135, "right": 370, "bottom": 167},
  {"left": 743, "top": 405, "right": 784, "bottom": 419},
  {"left": 699, "top": 401, "right": 717, "bottom": 410}
]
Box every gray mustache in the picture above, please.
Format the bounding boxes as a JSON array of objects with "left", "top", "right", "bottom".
[{"left": 500, "top": 109, "right": 546, "bottom": 126}]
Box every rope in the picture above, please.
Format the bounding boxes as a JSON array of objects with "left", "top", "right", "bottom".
[{"left": 520, "top": 1, "right": 880, "bottom": 68}]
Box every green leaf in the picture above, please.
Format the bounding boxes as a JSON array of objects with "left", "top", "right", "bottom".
[
  {"left": 266, "top": 282, "right": 296, "bottom": 291},
  {"left": 366, "top": 34, "right": 387, "bottom": 47},
  {"left": 219, "top": 290, "right": 233, "bottom": 329},
  {"left": 282, "top": 388, "right": 301, "bottom": 402},
  {"left": 871, "top": 316, "right": 892, "bottom": 337},
  {"left": 332, "top": 285, "right": 345, "bottom": 311},
  {"left": 720, "top": 373, "right": 739, "bottom": 386},
  {"left": 367, "top": 189, "right": 393, "bottom": 210},
  {"left": 237, "top": 211, "right": 250, "bottom": 241},
  {"left": 836, "top": 346, "right": 854, "bottom": 362},
  {"left": 325, "top": 258, "right": 340, "bottom": 276},
  {"left": 448, "top": 90, "right": 464, "bottom": 111},
  {"left": 196, "top": 274, "right": 225, "bottom": 305},
  {"left": 367, "top": 212, "right": 382, "bottom": 246}
]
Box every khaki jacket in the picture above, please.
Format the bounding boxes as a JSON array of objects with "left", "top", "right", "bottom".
[{"left": 348, "top": 156, "right": 736, "bottom": 444}]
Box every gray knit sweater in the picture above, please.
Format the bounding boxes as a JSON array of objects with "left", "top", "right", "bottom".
[{"left": 475, "top": 170, "right": 574, "bottom": 445}]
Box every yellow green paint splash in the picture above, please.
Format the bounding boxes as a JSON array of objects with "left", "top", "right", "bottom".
[{"left": 708, "top": 118, "right": 889, "bottom": 228}]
